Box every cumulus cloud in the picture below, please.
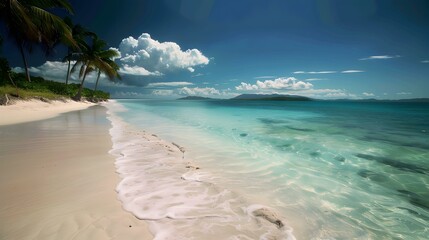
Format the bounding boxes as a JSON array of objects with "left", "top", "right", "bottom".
[
  {"left": 294, "top": 70, "right": 364, "bottom": 74},
  {"left": 179, "top": 87, "right": 220, "bottom": 96},
  {"left": 360, "top": 55, "right": 400, "bottom": 60},
  {"left": 192, "top": 73, "right": 204, "bottom": 77},
  {"left": 119, "top": 65, "right": 162, "bottom": 76},
  {"left": 118, "top": 33, "right": 209, "bottom": 75},
  {"left": 254, "top": 75, "right": 276, "bottom": 79},
  {"left": 235, "top": 82, "right": 258, "bottom": 91},
  {"left": 235, "top": 77, "right": 313, "bottom": 91},
  {"left": 147, "top": 82, "right": 193, "bottom": 87},
  {"left": 362, "top": 92, "right": 375, "bottom": 97},
  {"left": 112, "top": 91, "right": 148, "bottom": 98},
  {"left": 234, "top": 76, "right": 357, "bottom": 99},
  {"left": 13, "top": 61, "right": 73, "bottom": 82},
  {"left": 342, "top": 70, "right": 364, "bottom": 73},
  {"left": 396, "top": 92, "right": 412, "bottom": 95},
  {"left": 152, "top": 89, "right": 175, "bottom": 96},
  {"left": 13, "top": 61, "right": 98, "bottom": 83},
  {"left": 293, "top": 71, "right": 336, "bottom": 74}
]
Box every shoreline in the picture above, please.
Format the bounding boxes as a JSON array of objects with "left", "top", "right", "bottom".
[
  {"left": 0, "top": 99, "right": 97, "bottom": 126},
  {"left": 0, "top": 102, "right": 153, "bottom": 239},
  {"left": 105, "top": 100, "right": 296, "bottom": 239}
]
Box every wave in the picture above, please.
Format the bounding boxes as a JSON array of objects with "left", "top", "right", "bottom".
[{"left": 105, "top": 101, "right": 296, "bottom": 240}]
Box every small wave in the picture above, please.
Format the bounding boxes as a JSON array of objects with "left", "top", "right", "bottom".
[{"left": 105, "top": 102, "right": 296, "bottom": 240}]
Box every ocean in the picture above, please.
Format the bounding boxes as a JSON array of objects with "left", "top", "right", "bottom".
[{"left": 106, "top": 99, "right": 429, "bottom": 240}]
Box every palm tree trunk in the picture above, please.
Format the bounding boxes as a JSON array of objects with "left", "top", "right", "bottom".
[
  {"left": 73, "top": 64, "right": 88, "bottom": 101},
  {"left": 8, "top": 72, "right": 19, "bottom": 96},
  {"left": 65, "top": 59, "right": 71, "bottom": 85},
  {"left": 19, "top": 42, "right": 31, "bottom": 82},
  {"left": 94, "top": 70, "right": 101, "bottom": 92}
]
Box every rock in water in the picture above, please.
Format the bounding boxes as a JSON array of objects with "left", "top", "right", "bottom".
[{"left": 252, "top": 207, "right": 284, "bottom": 228}]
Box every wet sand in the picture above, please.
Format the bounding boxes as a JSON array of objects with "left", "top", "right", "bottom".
[{"left": 0, "top": 105, "right": 152, "bottom": 239}]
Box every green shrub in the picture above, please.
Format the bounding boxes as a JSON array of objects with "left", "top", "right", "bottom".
[{"left": 1, "top": 74, "right": 110, "bottom": 101}]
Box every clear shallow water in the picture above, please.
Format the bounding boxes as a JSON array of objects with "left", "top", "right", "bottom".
[{"left": 110, "top": 99, "right": 429, "bottom": 239}]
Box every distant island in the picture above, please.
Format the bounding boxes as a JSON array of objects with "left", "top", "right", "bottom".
[
  {"left": 231, "top": 94, "right": 312, "bottom": 101},
  {"left": 177, "top": 96, "right": 214, "bottom": 100},
  {"left": 328, "top": 98, "right": 429, "bottom": 103},
  {"left": 176, "top": 94, "right": 429, "bottom": 102}
]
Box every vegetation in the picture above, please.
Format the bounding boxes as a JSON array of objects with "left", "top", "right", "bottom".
[
  {"left": 0, "top": 0, "right": 76, "bottom": 82},
  {"left": 0, "top": 73, "right": 109, "bottom": 101},
  {"left": 63, "top": 16, "right": 94, "bottom": 85},
  {"left": 0, "top": 0, "right": 119, "bottom": 103},
  {"left": 71, "top": 35, "right": 120, "bottom": 100}
]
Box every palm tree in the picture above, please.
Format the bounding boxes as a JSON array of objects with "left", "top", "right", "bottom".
[
  {"left": 63, "top": 17, "right": 94, "bottom": 85},
  {"left": 93, "top": 49, "right": 121, "bottom": 93},
  {"left": 72, "top": 36, "right": 120, "bottom": 101},
  {"left": 0, "top": 0, "right": 75, "bottom": 82}
]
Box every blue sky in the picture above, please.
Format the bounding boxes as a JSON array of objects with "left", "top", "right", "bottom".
[{"left": 2, "top": 0, "right": 429, "bottom": 99}]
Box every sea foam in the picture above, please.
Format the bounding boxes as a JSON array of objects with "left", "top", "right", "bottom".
[{"left": 106, "top": 101, "right": 296, "bottom": 240}]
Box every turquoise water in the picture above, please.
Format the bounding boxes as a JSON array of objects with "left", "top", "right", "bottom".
[{"left": 112, "top": 99, "right": 429, "bottom": 239}]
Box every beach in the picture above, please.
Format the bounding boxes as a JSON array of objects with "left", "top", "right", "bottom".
[
  {"left": 0, "top": 99, "right": 96, "bottom": 126},
  {"left": 0, "top": 101, "right": 152, "bottom": 240},
  {"left": 1, "top": 99, "right": 428, "bottom": 239}
]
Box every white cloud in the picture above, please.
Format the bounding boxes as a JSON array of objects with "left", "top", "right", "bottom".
[
  {"left": 119, "top": 65, "right": 162, "bottom": 76},
  {"left": 112, "top": 91, "right": 148, "bottom": 98},
  {"left": 297, "top": 88, "right": 357, "bottom": 99},
  {"left": 360, "top": 55, "right": 400, "bottom": 60},
  {"left": 421, "top": 60, "right": 429, "bottom": 63},
  {"left": 234, "top": 76, "right": 358, "bottom": 99},
  {"left": 192, "top": 73, "right": 204, "bottom": 77},
  {"left": 13, "top": 61, "right": 85, "bottom": 83},
  {"left": 396, "top": 92, "right": 412, "bottom": 95},
  {"left": 293, "top": 71, "right": 336, "bottom": 74},
  {"left": 294, "top": 70, "right": 364, "bottom": 75},
  {"left": 147, "top": 82, "right": 193, "bottom": 87},
  {"left": 254, "top": 75, "right": 276, "bottom": 79},
  {"left": 236, "top": 82, "right": 258, "bottom": 91},
  {"left": 342, "top": 70, "right": 364, "bottom": 73},
  {"left": 236, "top": 77, "right": 313, "bottom": 91},
  {"left": 118, "top": 33, "right": 209, "bottom": 75},
  {"left": 362, "top": 92, "right": 375, "bottom": 97},
  {"left": 325, "top": 92, "right": 350, "bottom": 98},
  {"left": 150, "top": 86, "right": 236, "bottom": 98},
  {"left": 152, "top": 89, "right": 174, "bottom": 96},
  {"left": 12, "top": 67, "right": 24, "bottom": 73},
  {"left": 179, "top": 87, "right": 220, "bottom": 96},
  {"left": 305, "top": 78, "right": 325, "bottom": 81},
  {"left": 13, "top": 61, "right": 71, "bottom": 81}
]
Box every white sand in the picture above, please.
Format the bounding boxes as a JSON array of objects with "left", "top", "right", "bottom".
[
  {"left": 0, "top": 103, "right": 153, "bottom": 239},
  {"left": 0, "top": 99, "right": 96, "bottom": 126}
]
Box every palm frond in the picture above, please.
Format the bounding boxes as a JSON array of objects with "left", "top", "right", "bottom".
[
  {"left": 26, "top": 0, "right": 74, "bottom": 14},
  {"left": 29, "top": 6, "right": 77, "bottom": 48},
  {"left": 2, "top": 0, "right": 40, "bottom": 41}
]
